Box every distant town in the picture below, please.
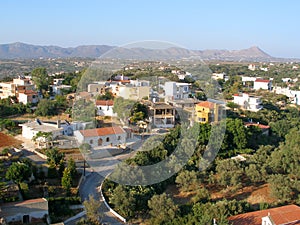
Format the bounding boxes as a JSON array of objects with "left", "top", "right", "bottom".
[{"left": 1, "top": 57, "right": 300, "bottom": 225}]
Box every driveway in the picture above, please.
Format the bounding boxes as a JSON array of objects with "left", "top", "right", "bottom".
[{"left": 15, "top": 135, "right": 46, "bottom": 165}]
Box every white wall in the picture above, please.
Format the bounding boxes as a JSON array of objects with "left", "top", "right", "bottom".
[
  {"left": 75, "top": 131, "right": 126, "bottom": 148},
  {"left": 96, "top": 105, "right": 117, "bottom": 117}
]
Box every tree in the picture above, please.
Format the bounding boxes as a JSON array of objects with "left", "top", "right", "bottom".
[
  {"left": 245, "top": 164, "right": 264, "bottom": 183},
  {"left": 195, "top": 91, "right": 207, "bottom": 101},
  {"left": 67, "top": 158, "right": 77, "bottom": 178},
  {"left": 109, "top": 185, "right": 136, "bottom": 218},
  {"left": 191, "top": 187, "right": 210, "bottom": 203},
  {"left": 31, "top": 67, "right": 50, "bottom": 94},
  {"left": 61, "top": 168, "right": 72, "bottom": 195},
  {"left": 221, "top": 118, "right": 247, "bottom": 157},
  {"left": 175, "top": 170, "right": 198, "bottom": 192},
  {"left": 216, "top": 159, "right": 243, "bottom": 187},
  {"left": 130, "top": 102, "right": 148, "bottom": 123},
  {"left": 55, "top": 95, "right": 67, "bottom": 109},
  {"left": 45, "top": 148, "right": 65, "bottom": 168},
  {"left": 268, "top": 174, "right": 293, "bottom": 202},
  {"left": 113, "top": 97, "right": 135, "bottom": 123},
  {"left": 35, "top": 99, "right": 58, "bottom": 116},
  {"left": 96, "top": 91, "right": 114, "bottom": 100},
  {"left": 226, "top": 102, "right": 239, "bottom": 110},
  {"left": 6, "top": 162, "right": 32, "bottom": 185},
  {"left": 148, "top": 193, "right": 179, "bottom": 224},
  {"left": 82, "top": 194, "right": 103, "bottom": 225}
]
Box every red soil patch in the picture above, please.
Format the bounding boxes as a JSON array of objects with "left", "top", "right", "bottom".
[
  {"left": 0, "top": 132, "right": 22, "bottom": 149},
  {"left": 247, "top": 183, "right": 276, "bottom": 204},
  {"left": 165, "top": 184, "right": 196, "bottom": 205}
]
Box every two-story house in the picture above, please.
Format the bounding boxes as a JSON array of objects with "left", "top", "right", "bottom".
[
  {"left": 233, "top": 93, "right": 263, "bottom": 112},
  {"left": 195, "top": 101, "right": 220, "bottom": 123},
  {"left": 164, "top": 82, "right": 190, "bottom": 100}
]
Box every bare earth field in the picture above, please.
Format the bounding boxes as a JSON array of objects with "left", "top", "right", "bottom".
[{"left": 0, "top": 132, "right": 22, "bottom": 149}]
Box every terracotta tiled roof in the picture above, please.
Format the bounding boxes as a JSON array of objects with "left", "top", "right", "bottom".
[
  {"left": 197, "top": 101, "right": 215, "bottom": 109},
  {"left": 228, "top": 205, "right": 300, "bottom": 225},
  {"left": 18, "top": 90, "right": 37, "bottom": 95},
  {"left": 119, "top": 80, "right": 131, "bottom": 83},
  {"left": 79, "top": 126, "right": 125, "bottom": 137},
  {"left": 255, "top": 79, "right": 270, "bottom": 83},
  {"left": 244, "top": 122, "right": 270, "bottom": 129},
  {"left": 96, "top": 100, "right": 114, "bottom": 106}
]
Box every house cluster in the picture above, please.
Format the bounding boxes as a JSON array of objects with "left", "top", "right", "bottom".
[
  {"left": 71, "top": 73, "right": 228, "bottom": 149},
  {"left": 248, "top": 63, "right": 269, "bottom": 72},
  {"left": 0, "top": 76, "right": 71, "bottom": 105},
  {"left": 0, "top": 76, "right": 38, "bottom": 104},
  {"left": 273, "top": 86, "right": 300, "bottom": 105},
  {"left": 51, "top": 78, "right": 71, "bottom": 95},
  {"left": 20, "top": 119, "right": 91, "bottom": 148},
  {"left": 232, "top": 77, "right": 273, "bottom": 111}
]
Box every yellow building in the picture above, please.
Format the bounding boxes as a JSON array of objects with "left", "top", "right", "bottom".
[{"left": 195, "top": 101, "right": 219, "bottom": 123}]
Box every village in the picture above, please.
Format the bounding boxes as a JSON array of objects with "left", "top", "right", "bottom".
[{"left": 1, "top": 61, "right": 300, "bottom": 225}]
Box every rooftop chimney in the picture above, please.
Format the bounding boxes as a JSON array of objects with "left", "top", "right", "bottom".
[{"left": 57, "top": 120, "right": 61, "bottom": 128}]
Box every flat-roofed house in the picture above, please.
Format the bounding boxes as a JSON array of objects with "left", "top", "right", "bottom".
[
  {"left": 233, "top": 93, "right": 263, "bottom": 112},
  {"left": 148, "top": 102, "right": 175, "bottom": 128},
  {"left": 0, "top": 198, "right": 49, "bottom": 224}
]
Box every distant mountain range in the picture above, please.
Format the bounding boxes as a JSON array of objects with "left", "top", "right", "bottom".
[{"left": 0, "top": 42, "right": 296, "bottom": 62}]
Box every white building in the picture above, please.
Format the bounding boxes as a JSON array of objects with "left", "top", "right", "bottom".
[
  {"left": 19, "top": 119, "right": 86, "bottom": 140},
  {"left": 212, "top": 73, "right": 226, "bottom": 80},
  {"left": 164, "top": 82, "right": 190, "bottom": 100},
  {"left": 0, "top": 77, "right": 34, "bottom": 100},
  {"left": 233, "top": 93, "right": 263, "bottom": 111},
  {"left": 253, "top": 79, "right": 272, "bottom": 90},
  {"left": 129, "top": 79, "right": 150, "bottom": 87},
  {"left": 18, "top": 90, "right": 39, "bottom": 104},
  {"left": 110, "top": 82, "right": 150, "bottom": 100},
  {"left": 248, "top": 64, "right": 256, "bottom": 71},
  {"left": 96, "top": 100, "right": 117, "bottom": 117},
  {"left": 74, "top": 126, "right": 127, "bottom": 148},
  {"left": 51, "top": 84, "right": 72, "bottom": 95},
  {"left": 273, "top": 86, "right": 300, "bottom": 105},
  {"left": 53, "top": 78, "right": 64, "bottom": 86},
  {"left": 20, "top": 120, "right": 64, "bottom": 140}
]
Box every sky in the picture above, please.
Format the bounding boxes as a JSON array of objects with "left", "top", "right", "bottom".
[{"left": 1, "top": 0, "right": 300, "bottom": 58}]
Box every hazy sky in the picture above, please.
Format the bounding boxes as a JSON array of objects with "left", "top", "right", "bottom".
[{"left": 1, "top": 0, "right": 300, "bottom": 58}]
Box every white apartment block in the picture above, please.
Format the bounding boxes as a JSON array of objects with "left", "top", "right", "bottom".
[
  {"left": 233, "top": 93, "right": 263, "bottom": 111},
  {"left": 164, "top": 82, "right": 190, "bottom": 100}
]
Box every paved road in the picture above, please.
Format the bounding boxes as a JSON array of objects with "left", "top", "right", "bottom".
[{"left": 64, "top": 171, "right": 124, "bottom": 225}]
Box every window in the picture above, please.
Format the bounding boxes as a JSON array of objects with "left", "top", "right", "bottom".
[
  {"left": 118, "top": 136, "right": 121, "bottom": 140},
  {"left": 106, "top": 137, "right": 110, "bottom": 142},
  {"left": 89, "top": 140, "right": 93, "bottom": 144},
  {"left": 198, "top": 118, "right": 206, "bottom": 122}
]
